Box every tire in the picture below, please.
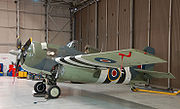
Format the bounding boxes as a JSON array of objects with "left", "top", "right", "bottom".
[
  {"left": 34, "top": 82, "right": 46, "bottom": 93},
  {"left": 47, "top": 85, "right": 61, "bottom": 99}
]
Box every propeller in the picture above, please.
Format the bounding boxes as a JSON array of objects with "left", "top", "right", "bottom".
[{"left": 15, "top": 37, "right": 32, "bottom": 76}]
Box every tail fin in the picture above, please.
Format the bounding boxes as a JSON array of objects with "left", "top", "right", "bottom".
[
  {"left": 130, "top": 46, "right": 155, "bottom": 78},
  {"left": 143, "top": 46, "right": 155, "bottom": 55},
  {"left": 142, "top": 46, "right": 155, "bottom": 70},
  {"left": 130, "top": 46, "right": 175, "bottom": 85},
  {"left": 130, "top": 46, "right": 155, "bottom": 83}
]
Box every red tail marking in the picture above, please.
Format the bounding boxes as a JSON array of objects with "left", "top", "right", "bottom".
[
  {"left": 118, "top": 52, "right": 132, "bottom": 69},
  {"left": 137, "top": 65, "right": 142, "bottom": 69},
  {"left": 118, "top": 52, "right": 132, "bottom": 57}
]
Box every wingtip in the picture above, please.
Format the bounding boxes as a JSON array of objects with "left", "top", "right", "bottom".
[
  {"left": 168, "top": 72, "right": 176, "bottom": 79},
  {"left": 9, "top": 50, "right": 19, "bottom": 55}
]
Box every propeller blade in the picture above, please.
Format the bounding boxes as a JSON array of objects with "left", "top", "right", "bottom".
[
  {"left": 20, "top": 55, "right": 26, "bottom": 65},
  {"left": 16, "top": 36, "right": 22, "bottom": 50},
  {"left": 15, "top": 59, "right": 20, "bottom": 77},
  {"left": 22, "top": 37, "right": 32, "bottom": 51}
]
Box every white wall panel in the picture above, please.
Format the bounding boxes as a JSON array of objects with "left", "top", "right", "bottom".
[
  {"left": 8, "top": 28, "right": 16, "bottom": 44},
  {"left": 49, "top": 32, "right": 70, "bottom": 45},
  {"left": 0, "top": 47, "right": 9, "bottom": 53},
  {"left": 33, "top": 3, "right": 44, "bottom": 13},
  {"left": 20, "top": 30, "right": 44, "bottom": 43},
  {"left": 0, "top": 11, "right": 8, "bottom": 26},
  {"left": 20, "top": 0, "right": 45, "bottom": 43},
  {"left": 0, "top": 28, "right": 9, "bottom": 42},
  {"left": 7, "top": 0, "right": 16, "bottom": 10},
  {"left": 23, "top": 14, "right": 33, "bottom": 29},
  {"left": 8, "top": 11, "right": 16, "bottom": 27},
  {"left": 23, "top": 0, "right": 34, "bottom": 12},
  {"left": 49, "top": 17, "right": 70, "bottom": 31},
  {"left": 0, "top": 0, "right": 8, "bottom": 9},
  {"left": 32, "top": 15, "right": 44, "bottom": 29},
  {"left": 48, "top": 5, "right": 71, "bottom": 45},
  {"left": 32, "top": 30, "right": 45, "bottom": 42}
]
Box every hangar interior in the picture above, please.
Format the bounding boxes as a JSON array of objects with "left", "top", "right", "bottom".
[{"left": 0, "top": 0, "right": 180, "bottom": 109}]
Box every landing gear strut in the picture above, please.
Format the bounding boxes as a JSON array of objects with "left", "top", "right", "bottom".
[{"left": 33, "top": 65, "right": 62, "bottom": 99}]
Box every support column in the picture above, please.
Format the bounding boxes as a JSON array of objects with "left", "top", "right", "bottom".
[
  {"left": 147, "top": 0, "right": 151, "bottom": 47},
  {"left": 95, "top": 1, "right": 98, "bottom": 48},
  {"left": 105, "top": 0, "right": 108, "bottom": 51},
  {"left": 45, "top": 0, "right": 49, "bottom": 43},
  {"left": 116, "top": 0, "right": 119, "bottom": 50},
  {"left": 168, "top": 0, "right": 172, "bottom": 89},
  {"left": 130, "top": 0, "right": 134, "bottom": 49},
  {"left": 147, "top": 0, "right": 151, "bottom": 85},
  {"left": 70, "top": 8, "right": 73, "bottom": 41},
  {"left": 16, "top": 0, "right": 20, "bottom": 38}
]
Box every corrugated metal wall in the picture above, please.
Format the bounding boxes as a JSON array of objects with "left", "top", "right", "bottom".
[
  {"left": 171, "top": 0, "right": 180, "bottom": 88},
  {"left": 98, "top": 0, "right": 106, "bottom": 51},
  {"left": 150, "top": 0, "right": 169, "bottom": 86},
  {"left": 107, "top": 0, "right": 118, "bottom": 51},
  {"left": 134, "top": 0, "right": 149, "bottom": 50},
  {"left": 74, "top": 0, "right": 180, "bottom": 89},
  {"left": 119, "top": 0, "right": 130, "bottom": 49}
]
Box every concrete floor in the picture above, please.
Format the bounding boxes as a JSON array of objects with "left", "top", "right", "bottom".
[{"left": 0, "top": 77, "right": 179, "bottom": 109}]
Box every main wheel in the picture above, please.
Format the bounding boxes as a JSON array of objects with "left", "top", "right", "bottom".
[
  {"left": 47, "top": 85, "right": 61, "bottom": 99},
  {"left": 34, "top": 82, "right": 46, "bottom": 93}
]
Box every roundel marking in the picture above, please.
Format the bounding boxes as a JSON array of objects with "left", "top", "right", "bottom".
[
  {"left": 94, "top": 57, "right": 116, "bottom": 63},
  {"left": 108, "top": 68, "right": 121, "bottom": 81}
]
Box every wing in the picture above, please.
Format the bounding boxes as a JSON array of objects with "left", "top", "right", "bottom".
[{"left": 55, "top": 49, "right": 166, "bottom": 69}]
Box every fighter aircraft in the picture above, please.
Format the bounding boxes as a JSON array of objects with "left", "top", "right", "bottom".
[{"left": 9, "top": 37, "right": 175, "bottom": 99}]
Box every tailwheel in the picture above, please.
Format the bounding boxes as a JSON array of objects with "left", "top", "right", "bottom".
[
  {"left": 131, "top": 86, "right": 137, "bottom": 92},
  {"left": 46, "top": 85, "right": 61, "bottom": 99},
  {"left": 34, "top": 82, "right": 46, "bottom": 93}
]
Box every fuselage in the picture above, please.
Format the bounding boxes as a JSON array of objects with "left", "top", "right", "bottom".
[
  {"left": 22, "top": 42, "right": 136, "bottom": 85},
  {"left": 59, "top": 64, "right": 132, "bottom": 84}
]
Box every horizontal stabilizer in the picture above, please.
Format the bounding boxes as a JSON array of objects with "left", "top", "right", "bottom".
[
  {"left": 130, "top": 80, "right": 148, "bottom": 85},
  {"left": 135, "top": 69, "right": 175, "bottom": 79}
]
